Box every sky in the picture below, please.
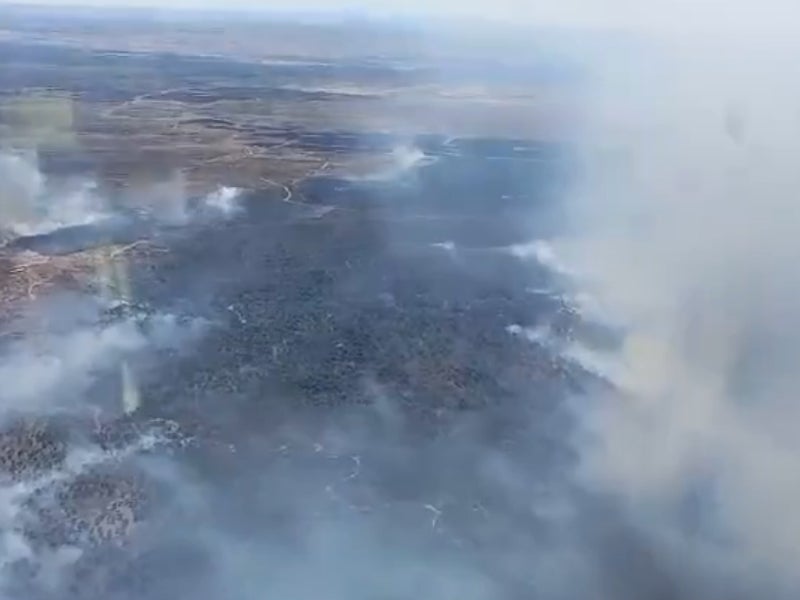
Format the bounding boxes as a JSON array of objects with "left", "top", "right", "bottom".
[{"left": 1, "top": 0, "right": 798, "bottom": 34}]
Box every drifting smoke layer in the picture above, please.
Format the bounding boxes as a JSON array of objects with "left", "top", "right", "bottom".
[
  {"left": 0, "top": 150, "right": 220, "bottom": 596},
  {"left": 0, "top": 293, "right": 208, "bottom": 596},
  {"left": 558, "top": 25, "right": 800, "bottom": 598},
  {"left": 0, "top": 307, "right": 206, "bottom": 415}
]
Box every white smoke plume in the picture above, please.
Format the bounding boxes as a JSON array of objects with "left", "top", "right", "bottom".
[
  {"left": 347, "top": 145, "right": 435, "bottom": 183},
  {"left": 0, "top": 151, "right": 243, "bottom": 237},
  {"left": 202, "top": 186, "right": 244, "bottom": 217},
  {"left": 0, "top": 152, "right": 107, "bottom": 237},
  {"left": 554, "top": 20, "right": 800, "bottom": 598}
]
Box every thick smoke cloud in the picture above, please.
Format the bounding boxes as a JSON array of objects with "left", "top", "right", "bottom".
[{"left": 554, "top": 21, "right": 800, "bottom": 600}]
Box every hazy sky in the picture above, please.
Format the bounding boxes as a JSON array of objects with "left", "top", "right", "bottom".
[{"left": 2, "top": 0, "right": 797, "bottom": 33}]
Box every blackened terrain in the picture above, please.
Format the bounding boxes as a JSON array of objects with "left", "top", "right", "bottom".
[
  {"left": 0, "top": 13, "right": 598, "bottom": 599},
  {"left": 71, "top": 142, "right": 595, "bottom": 599}
]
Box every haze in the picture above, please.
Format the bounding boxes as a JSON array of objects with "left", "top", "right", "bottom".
[{"left": 1, "top": 0, "right": 798, "bottom": 33}]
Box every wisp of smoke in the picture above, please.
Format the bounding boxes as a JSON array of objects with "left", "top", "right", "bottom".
[
  {"left": 347, "top": 144, "right": 434, "bottom": 183},
  {"left": 554, "top": 19, "right": 800, "bottom": 599}
]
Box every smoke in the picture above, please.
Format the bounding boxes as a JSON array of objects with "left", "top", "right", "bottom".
[
  {"left": 0, "top": 306, "right": 206, "bottom": 415},
  {"left": 134, "top": 172, "right": 243, "bottom": 225},
  {"left": 0, "top": 151, "right": 244, "bottom": 239},
  {"left": 551, "top": 19, "right": 800, "bottom": 599},
  {"left": 0, "top": 311, "right": 204, "bottom": 598},
  {"left": 0, "top": 152, "right": 45, "bottom": 229},
  {"left": 346, "top": 145, "right": 434, "bottom": 183},
  {"left": 5, "top": 7, "right": 799, "bottom": 599},
  {"left": 387, "top": 145, "right": 433, "bottom": 172},
  {"left": 0, "top": 149, "right": 218, "bottom": 596},
  {"left": 0, "top": 152, "right": 107, "bottom": 237},
  {"left": 202, "top": 186, "right": 244, "bottom": 217}
]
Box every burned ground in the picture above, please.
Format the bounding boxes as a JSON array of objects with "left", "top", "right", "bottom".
[
  {"left": 0, "top": 16, "right": 607, "bottom": 600},
  {"left": 0, "top": 140, "right": 594, "bottom": 598}
]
